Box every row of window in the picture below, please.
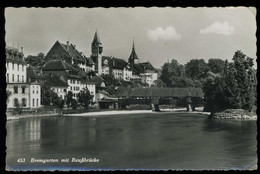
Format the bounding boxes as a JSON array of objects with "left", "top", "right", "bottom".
[
  {"left": 69, "top": 79, "right": 80, "bottom": 84},
  {"left": 6, "top": 73, "right": 25, "bottom": 83},
  {"left": 70, "top": 86, "right": 80, "bottom": 91},
  {"left": 52, "top": 88, "right": 67, "bottom": 93},
  {"left": 6, "top": 63, "right": 25, "bottom": 71},
  {"left": 13, "top": 98, "right": 39, "bottom": 107},
  {"left": 13, "top": 86, "right": 26, "bottom": 94}
]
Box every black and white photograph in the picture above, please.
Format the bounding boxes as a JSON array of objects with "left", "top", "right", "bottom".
[{"left": 4, "top": 7, "right": 257, "bottom": 171}]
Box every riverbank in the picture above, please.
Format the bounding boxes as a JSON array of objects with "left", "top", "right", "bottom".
[
  {"left": 210, "top": 109, "right": 257, "bottom": 120},
  {"left": 7, "top": 113, "right": 61, "bottom": 121},
  {"left": 63, "top": 107, "right": 210, "bottom": 117}
]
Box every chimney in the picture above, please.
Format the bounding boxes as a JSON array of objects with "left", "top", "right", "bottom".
[{"left": 66, "top": 41, "right": 69, "bottom": 51}]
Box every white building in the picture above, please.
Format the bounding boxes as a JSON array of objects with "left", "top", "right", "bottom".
[
  {"left": 29, "top": 83, "right": 41, "bottom": 108},
  {"left": 6, "top": 46, "right": 41, "bottom": 109}
]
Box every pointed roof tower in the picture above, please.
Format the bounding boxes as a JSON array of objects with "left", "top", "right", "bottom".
[
  {"left": 128, "top": 37, "right": 139, "bottom": 63},
  {"left": 92, "top": 29, "right": 101, "bottom": 44}
]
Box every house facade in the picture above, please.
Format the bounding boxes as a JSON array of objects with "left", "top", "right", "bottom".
[{"left": 6, "top": 46, "right": 41, "bottom": 109}]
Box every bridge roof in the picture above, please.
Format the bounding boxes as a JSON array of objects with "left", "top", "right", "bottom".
[{"left": 115, "top": 87, "right": 204, "bottom": 97}]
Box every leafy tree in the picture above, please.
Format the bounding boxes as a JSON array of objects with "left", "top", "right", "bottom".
[
  {"left": 185, "top": 59, "right": 210, "bottom": 80},
  {"left": 77, "top": 88, "right": 93, "bottom": 109},
  {"left": 160, "top": 59, "right": 184, "bottom": 87},
  {"left": 231, "top": 51, "right": 256, "bottom": 111},
  {"left": 152, "top": 79, "right": 166, "bottom": 87},
  {"left": 66, "top": 91, "right": 73, "bottom": 106},
  {"left": 203, "top": 50, "right": 256, "bottom": 113},
  {"left": 41, "top": 81, "right": 62, "bottom": 107},
  {"left": 102, "top": 74, "right": 120, "bottom": 86},
  {"left": 25, "top": 53, "right": 45, "bottom": 67},
  {"left": 71, "top": 99, "right": 78, "bottom": 110},
  {"left": 207, "top": 58, "right": 225, "bottom": 74}
]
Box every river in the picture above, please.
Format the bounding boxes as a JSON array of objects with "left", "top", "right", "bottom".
[{"left": 6, "top": 112, "right": 257, "bottom": 170}]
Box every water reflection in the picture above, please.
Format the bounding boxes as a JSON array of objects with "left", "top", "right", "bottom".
[{"left": 6, "top": 114, "right": 257, "bottom": 170}]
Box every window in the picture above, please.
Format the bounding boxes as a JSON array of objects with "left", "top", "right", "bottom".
[
  {"left": 36, "top": 99, "right": 38, "bottom": 107},
  {"left": 17, "top": 75, "right": 19, "bottom": 82},
  {"left": 70, "top": 86, "right": 72, "bottom": 90},
  {"left": 22, "top": 98, "right": 26, "bottom": 107},
  {"left": 13, "top": 86, "right": 18, "bottom": 94},
  {"left": 37, "top": 87, "right": 39, "bottom": 94},
  {"left": 6, "top": 63, "right": 9, "bottom": 69},
  {"left": 14, "top": 98, "right": 18, "bottom": 107},
  {"left": 22, "top": 65, "right": 24, "bottom": 71},
  {"left": 64, "top": 89, "right": 67, "bottom": 92},
  {"left": 6, "top": 73, "right": 9, "bottom": 83},
  {"left": 32, "top": 99, "right": 35, "bottom": 107},
  {"left": 17, "top": 64, "right": 19, "bottom": 71},
  {"left": 22, "top": 76, "right": 24, "bottom": 82},
  {"left": 12, "top": 74, "right": 14, "bottom": 82},
  {"left": 22, "top": 86, "right": 26, "bottom": 94},
  {"left": 73, "top": 87, "right": 75, "bottom": 90},
  {"left": 12, "top": 63, "right": 14, "bottom": 70}
]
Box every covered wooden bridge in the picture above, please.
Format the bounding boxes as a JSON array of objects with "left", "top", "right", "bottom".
[{"left": 115, "top": 87, "right": 204, "bottom": 111}]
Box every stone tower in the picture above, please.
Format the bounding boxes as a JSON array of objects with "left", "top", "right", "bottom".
[{"left": 91, "top": 30, "right": 103, "bottom": 75}]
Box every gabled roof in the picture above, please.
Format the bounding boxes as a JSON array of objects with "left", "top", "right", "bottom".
[
  {"left": 111, "top": 58, "right": 128, "bottom": 70},
  {"left": 42, "top": 59, "right": 81, "bottom": 79},
  {"left": 42, "top": 59, "right": 78, "bottom": 71},
  {"left": 45, "top": 40, "right": 86, "bottom": 63},
  {"left": 59, "top": 42, "right": 85, "bottom": 63},
  {"left": 43, "top": 74, "right": 68, "bottom": 87}
]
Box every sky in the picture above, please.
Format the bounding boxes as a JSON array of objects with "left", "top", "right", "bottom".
[{"left": 5, "top": 7, "right": 257, "bottom": 69}]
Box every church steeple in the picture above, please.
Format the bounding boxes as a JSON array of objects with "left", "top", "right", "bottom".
[
  {"left": 128, "top": 37, "right": 139, "bottom": 68},
  {"left": 132, "top": 37, "right": 135, "bottom": 51},
  {"left": 92, "top": 29, "right": 101, "bottom": 44}
]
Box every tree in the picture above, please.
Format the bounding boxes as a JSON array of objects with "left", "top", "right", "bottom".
[
  {"left": 71, "top": 99, "right": 78, "bottom": 110},
  {"left": 160, "top": 59, "right": 184, "bottom": 87},
  {"left": 152, "top": 79, "right": 166, "bottom": 88},
  {"left": 66, "top": 91, "right": 73, "bottom": 106},
  {"left": 77, "top": 87, "right": 93, "bottom": 110},
  {"left": 207, "top": 58, "right": 225, "bottom": 74},
  {"left": 41, "top": 80, "right": 62, "bottom": 107},
  {"left": 203, "top": 50, "right": 256, "bottom": 113},
  {"left": 185, "top": 59, "right": 210, "bottom": 80},
  {"left": 231, "top": 50, "right": 256, "bottom": 111},
  {"left": 25, "top": 53, "right": 45, "bottom": 67}
]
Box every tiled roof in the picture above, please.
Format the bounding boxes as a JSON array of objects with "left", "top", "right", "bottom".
[
  {"left": 42, "top": 59, "right": 78, "bottom": 71},
  {"left": 59, "top": 42, "right": 85, "bottom": 63},
  {"left": 43, "top": 74, "right": 68, "bottom": 87},
  {"left": 42, "top": 59, "right": 81, "bottom": 79},
  {"left": 27, "top": 65, "right": 43, "bottom": 79},
  {"left": 115, "top": 87, "right": 204, "bottom": 97},
  {"left": 111, "top": 58, "right": 128, "bottom": 70}
]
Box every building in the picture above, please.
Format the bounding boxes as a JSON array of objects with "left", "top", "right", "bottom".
[
  {"left": 42, "top": 59, "right": 96, "bottom": 102},
  {"left": 43, "top": 74, "right": 69, "bottom": 100},
  {"left": 45, "top": 40, "right": 95, "bottom": 73},
  {"left": 6, "top": 46, "right": 41, "bottom": 109},
  {"left": 127, "top": 41, "right": 158, "bottom": 86}
]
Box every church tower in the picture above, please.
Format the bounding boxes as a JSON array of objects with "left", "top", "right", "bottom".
[
  {"left": 128, "top": 38, "right": 139, "bottom": 69},
  {"left": 91, "top": 30, "right": 103, "bottom": 75}
]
